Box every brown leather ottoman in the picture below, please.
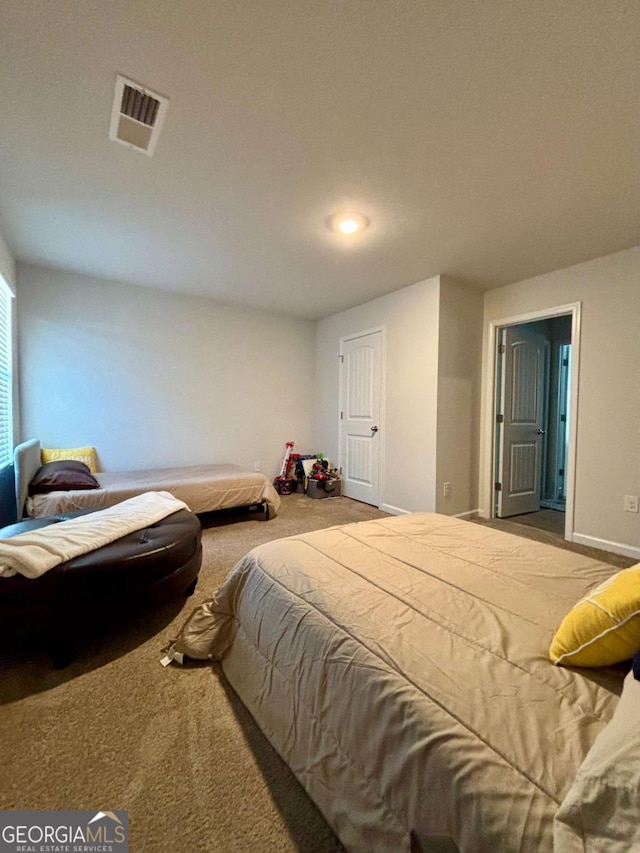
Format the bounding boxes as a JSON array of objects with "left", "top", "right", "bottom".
[{"left": 0, "top": 508, "right": 202, "bottom": 666}]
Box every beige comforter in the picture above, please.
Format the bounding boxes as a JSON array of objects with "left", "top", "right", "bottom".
[
  {"left": 171, "top": 512, "right": 623, "bottom": 852},
  {"left": 27, "top": 463, "right": 281, "bottom": 518}
]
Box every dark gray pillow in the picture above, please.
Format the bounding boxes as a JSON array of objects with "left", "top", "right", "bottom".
[{"left": 29, "top": 460, "right": 100, "bottom": 495}]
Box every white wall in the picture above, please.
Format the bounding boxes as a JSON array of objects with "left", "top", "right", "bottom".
[
  {"left": 435, "top": 277, "right": 483, "bottom": 516},
  {"left": 18, "top": 264, "right": 316, "bottom": 475},
  {"left": 0, "top": 225, "right": 16, "bottom": 294},
  {"left": 482, "top": 248, "right": 640, "bottom": 556},
  {"left": 315, "top": 277, "right": 440, "bottom": 514}
]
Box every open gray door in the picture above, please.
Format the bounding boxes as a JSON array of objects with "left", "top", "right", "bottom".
[{"left": 496, "top": 323, "right": 545, "bottom": 517}]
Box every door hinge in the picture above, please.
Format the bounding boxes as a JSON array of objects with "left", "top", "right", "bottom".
[
  {"left": 495, "top": 482, "right": 502, "bottom": 492},
  {"left": 562, "top": 358, "right": 568, "bottom": 367},
  {"left": 559, "top": 468, "right": 564, "bottom": 477},
  {"left": 340, "top": 411, "right": 344, "bottom": 420},
  {"left": 498, "top": 344, "right": 506, "bottom": 355},
  {"left": 496, "top": 413, "right": 504, "bottom": 424},
  {"left": 338, "top": 354, "right": 344, "bottom": 363},
  {"left": 560, "top": 414, "right": 566, "bottom": 422}
]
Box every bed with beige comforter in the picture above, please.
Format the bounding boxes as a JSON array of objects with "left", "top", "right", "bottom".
[
  {"left": 170, "top": 512, "right": 630, "bottom": 852},
  {"left": 15, "top": 439, "right": 281, "bottom": 520},
  {"left": 26, "top": 463, "right": 281, "bottom": 519}
]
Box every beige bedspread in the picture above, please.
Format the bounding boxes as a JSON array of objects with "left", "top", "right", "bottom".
[
  {"left": 27, "top": 463, "right": 280, "bottom": 518},
  {"left": 170, "top": 512, "right": 624, "bottom": 853}
]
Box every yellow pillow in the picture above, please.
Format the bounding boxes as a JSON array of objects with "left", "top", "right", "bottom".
[
  {"left": 41, "top": 446, "right": 98, "bottom": 474},
  {"left": 550, "top": 564, "right": 640, "bottom": 667}
]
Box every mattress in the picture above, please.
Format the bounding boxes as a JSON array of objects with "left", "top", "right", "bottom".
[
  {"left": 171, "top": 512, "right": 624, "bottom": 853},
  {"left": 27, "top": 463, "right": 281, "bottom": 518}
]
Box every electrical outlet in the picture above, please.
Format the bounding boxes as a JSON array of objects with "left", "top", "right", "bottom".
[
  {"left": 254, "top": 461, "right": 261, "bottom": 472},
  {"left": 443, "top": 482, "right": 451, "bottom": 498},
  {"left": 624, "top": 495, "right": 639, "bottom": 513}
]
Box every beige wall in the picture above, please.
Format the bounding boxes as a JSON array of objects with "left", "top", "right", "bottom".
[
  {"left": 435, "top": 277, "right": 483, "bottom": 516},
  {"left": 315, "top": 277, "right": 441, "bottom": 515},
  {"left": 482, "top": 248, "right": 640, "bottom": 557},
  {"left": 18, "top": 264, "right": 316, "bottom": 475}
]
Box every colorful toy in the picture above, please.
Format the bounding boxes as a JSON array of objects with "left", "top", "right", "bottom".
[{"left": 273, "top": 442, "right": 295, "bottom": 495}]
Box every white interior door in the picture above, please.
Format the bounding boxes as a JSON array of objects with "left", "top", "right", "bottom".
[
  {"left": 340, "top": 330, "right": 382, "bottom": 506},
  {"left": 497, "top": 323, "right": 545, "bottom": 517}
]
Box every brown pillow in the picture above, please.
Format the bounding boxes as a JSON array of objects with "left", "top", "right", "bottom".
[{"left": 29, "top": 460, "right": 100, "bottom": 495}]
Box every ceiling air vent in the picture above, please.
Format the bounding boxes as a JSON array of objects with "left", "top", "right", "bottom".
[{"left": 109, "top": 74, "right": 169, "bottom": 156}]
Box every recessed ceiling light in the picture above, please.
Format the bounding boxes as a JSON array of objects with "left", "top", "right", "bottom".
[
  {"left": 328, "top": 212, "right": 369, "bottom": 235},
  {"left": 337, "top": 217, "right": 360, "bottom": 234}
]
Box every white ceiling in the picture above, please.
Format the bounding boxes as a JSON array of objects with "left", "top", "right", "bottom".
[{"left": 1, "top": 1, "right": 639, "bottom": 320}]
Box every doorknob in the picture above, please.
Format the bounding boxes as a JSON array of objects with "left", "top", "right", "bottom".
[
  {"left": 371, "top": 425, "right": 379, "bottom": 433},
  {"left": 536, "top": 429, "right": 546, "bottom": 435}
]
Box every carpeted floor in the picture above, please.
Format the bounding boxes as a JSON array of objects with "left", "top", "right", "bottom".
[
  {"left": 0, "top": 495, "right": 388, "bottom": 853},
  {"left": 1, "top": 498, "right": 634, "bottom": 852}
]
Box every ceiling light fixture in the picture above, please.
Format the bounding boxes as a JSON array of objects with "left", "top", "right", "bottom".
[{"left": 329, "top": 212, "right": 369, "bottom": 235}]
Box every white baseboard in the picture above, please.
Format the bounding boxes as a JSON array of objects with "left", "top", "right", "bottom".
[
  {"left": 454, "top": 509, "right": 481, "bottom": 520},
  {"left": 380, "top": 505, "right": 482, "bottom": 519},
  {"left": 381, "top": 503, "right": 411, "bottom": 516},
  {"left": 571, "top": 532, "right": 640, "bottom": 561}
]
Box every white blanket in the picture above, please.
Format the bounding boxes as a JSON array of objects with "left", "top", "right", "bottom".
[{"left": 0, "top": 491, "right": 189, "bottom": 579}]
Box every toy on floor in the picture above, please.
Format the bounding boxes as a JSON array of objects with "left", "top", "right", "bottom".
[{"left": 273, "top": 442, "right": 296, "bottom": 495}]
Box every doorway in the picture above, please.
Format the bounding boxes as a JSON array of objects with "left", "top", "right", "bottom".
[
  {"left": 495, "top": 315, "right": 572, "bottom": 521},
  {"left": 541, "top": 341, "right": 571, "bottom": 512},
  {"left": 482, "top": 303, "right": 581, "bottom": 541}
]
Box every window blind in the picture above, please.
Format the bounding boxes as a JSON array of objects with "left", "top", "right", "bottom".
[{"left": 0, "top": 281, "right": 13, "bottom": 470}]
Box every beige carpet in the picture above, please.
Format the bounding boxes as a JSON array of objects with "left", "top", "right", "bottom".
[
  {"left": 1, "top": 499, "right": 633, "bottom": 852},
  {"left": 0, "top": 495, "right": 388, "bottom": 853}
]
